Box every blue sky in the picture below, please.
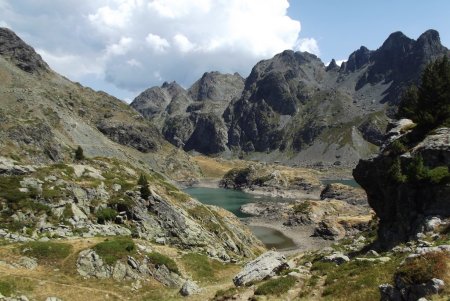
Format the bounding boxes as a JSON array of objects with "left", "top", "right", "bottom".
[
  {"left": 288, "top": 0, "right": 450, "bottom": 64},
  {"left": 1, "top": 0, "right": 449, "bottom": 101}
]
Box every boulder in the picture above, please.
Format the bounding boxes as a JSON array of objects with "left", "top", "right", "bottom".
[
  {"left": 322, "top": 252, "right": 350, "bottom": 265},
  {"left": 76, "top": 249, "right": 111, "bottom": 279},
  {"left": 180, "top": 280, "right": 201, "bottom": 296},
  {"left": 233, "top": 251, "right": 289, "bottom": 286},
  {"left": 313, "top": 220, "right": 345, "bottom": 240}
]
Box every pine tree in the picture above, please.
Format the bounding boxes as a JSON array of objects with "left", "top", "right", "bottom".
[
  {"left": 398, "top": 56, "right": 450, "bottom": 130},
  {"left": 138, "top": 174, "right": 150, "bottom": 200},
  {"left": 74, "top": 146, "right": 84, "bottom": 160}
]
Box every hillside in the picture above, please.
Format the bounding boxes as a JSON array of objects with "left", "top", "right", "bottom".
[
  {"left": 0, "top": 27, "right": 200, "bottom": 181},
  {"left": 132, "top": 30, "right": 449, "bottom": 167}
]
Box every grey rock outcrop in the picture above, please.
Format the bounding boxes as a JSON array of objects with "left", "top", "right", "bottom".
[
  {"left": 77, "top": 249, "right": 111, "bottom": 279},
  {"left": 76, "top": 249, "right": 186, "bottom": 288},
  {"left": 380, "top": 278, "right": 445, "bottom": 301},
  {"left": 0, "top": 27, "right": 49, "bottom": 74},
  {"left": 322, "top": 252, "right": 350, "bottom": 265},
  {"left": 233, "top": 251, "right": 289, "bottom": 286},
  {"left": 96, "top": 121, "right": 159, "bottom": 153},
  {"left": 320, "top": 183, "right": 367, "bottom": 205},
  {"left": 180, "top": 280, "right": 201, "bottom": 296},
  {"left": 353, "top": 127, "right": 450, "bottom": 249}
]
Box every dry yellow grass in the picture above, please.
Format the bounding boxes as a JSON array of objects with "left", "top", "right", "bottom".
[
  {"left": 192, "top": 155, "right": 248, "bottom": 178},
  {"left": 0, "top": 237, "right": 244, "bottom": 301}
]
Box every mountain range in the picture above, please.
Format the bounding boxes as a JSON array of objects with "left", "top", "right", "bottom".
[{"left": 131, "top": 29, "right": 449, "bottom": 167}]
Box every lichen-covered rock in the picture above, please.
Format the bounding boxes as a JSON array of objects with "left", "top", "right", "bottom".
[{"left": 233, "top": 251, "right": 289, "bottom": 286}]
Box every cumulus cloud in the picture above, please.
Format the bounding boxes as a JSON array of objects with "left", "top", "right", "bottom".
[
  {"left": 295, "top": 38, "right": 320, "bottom": 56},
  {"left": 0, "top": 0, "right": 320, "bottom": 100}
]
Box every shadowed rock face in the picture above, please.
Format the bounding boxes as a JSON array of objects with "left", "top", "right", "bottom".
[
  {"left": 132, "top": 30, "right": 449, "bottom": 165},
  {"left": 131, "top": 72, "right": 244, "bottom": 154},
  {"left": 353, "top": 127, "right": 450, "bottom": 250},
  {"left": 0, "top": 27, "right": 49, "bottom": 74}
]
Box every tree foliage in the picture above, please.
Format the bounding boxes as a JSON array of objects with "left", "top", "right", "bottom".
[
  {"left": 398, "top": 56, "right": 450, "bottom": 130},
  {"left": 138, "top": 173, "right": 150, "bottom": 200},
  {"left": 74, "top": 146, "right": 85, "bottom": 161}
]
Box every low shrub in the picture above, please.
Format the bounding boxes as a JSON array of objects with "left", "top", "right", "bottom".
[
  {"left": 293, "top": 201, "right": 312, "bottom": 214},
  {"left": 395, "top": 252, "right": 448, "bottom": 285},
  {"left": 147, "top": 252, "right": 179, "bottom": 275},
  {"left": 254, "top": 275, "right": 296, "bottom": 296},
  {"left": 0, "top": 280, "right": 13, "bottom": 297},
  {"left": 427, "top": 166, "right": 450, "bottom": 184},
  {"left": 93, "top": 238, "right": 135, "bottom": 265},
  {"left": 96, "top": 207, "right": 118, "bottom": 224}
]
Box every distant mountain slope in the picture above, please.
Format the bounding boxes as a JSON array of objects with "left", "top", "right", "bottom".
[
  {"left": 131, "top": 72, "right": 244, "bottom": 154},
  {"left": 0, "top": 27, "right": 199, "bottom": 180},
  {"left": 133, "top": 30, "right": 449, "bottom": 166}
]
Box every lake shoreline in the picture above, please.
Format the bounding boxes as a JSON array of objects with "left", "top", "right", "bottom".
[{"left": 243, "top": 218, "right": 333, "bottom": 254}]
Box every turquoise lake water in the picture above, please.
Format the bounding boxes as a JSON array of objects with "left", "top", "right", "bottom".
[
  {"left": 321, "top": 179, "right": 360, "bottom": 188},
  {"left": 183, "top": 187, "right": 296, "bottom": 250}
]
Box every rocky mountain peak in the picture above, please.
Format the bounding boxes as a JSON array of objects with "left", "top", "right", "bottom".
[
  {"left": 379, "top": 31, "right": 413, "bottom": 51},
  {"left": 0, "top": 27, "right": 49, "bottom": 74},
  {"left": 416, "top": 29, "right": 447, "bottom": 57},
  {"left": 326, "top": 59, "right": 339, "bottom": 72},
  {"left": 188, "top": 71, "right": 244, "bottom": 102},
  {"left": 344, "top": 46, "right": 372, "bottom": 72}
]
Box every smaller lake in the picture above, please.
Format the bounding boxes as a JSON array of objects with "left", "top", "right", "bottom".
[
  {"left": 183, "top": 187, "right": 297, "bottom": 250},
  {"left": 321, "top": 179, "right": 360, "bottom": 188}
]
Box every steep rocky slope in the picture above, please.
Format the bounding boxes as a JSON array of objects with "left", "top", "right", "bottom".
[
  {"left": 131, "top": 72, "right": 244, "bottom": 154},
  {"left": 0, "top": 28, "right": 270, "bottom": 300},
  {"left": 0, "top": 27, "right": 199, "bottom": 181},
  {"left": 133, "top": 30, "right": 449, "bottom": 166}
]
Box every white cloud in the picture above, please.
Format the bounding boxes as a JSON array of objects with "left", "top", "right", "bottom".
[
  {"left": 0, "top": 0, "right": 319, "bottom": 100},
  {"left": 173, "top": 34, "right": 196, "bottom": 53},
  {"left": 295, "top": 38, "right": 320, "bottom": 56},
  {"left": 146, "top": 33, "right": 170, "bottom": 53},
  {"left": 335, "top": 59, "right": 346, "bottom": 66},
  {"left": 36, "top": 48, "right": 103, "bottom": 80},
  {"left": 126, "top": 58, "right": 142, "bottom": 68},
  {"left": 0, "top": 20, "right": 8, "bottom": 27}
]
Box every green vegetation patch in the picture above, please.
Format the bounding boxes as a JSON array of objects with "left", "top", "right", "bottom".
[
  {"left": 293, "top": 201, "right": 312, "bottom": 214},
  {"left": 254, "top": 275, "right": 297, "bottom": 296},
  {"left": 0, "top": 277, "right": 35, "bottom": 297},
  {"left": 0, "top": 176, "right": 29, "bottom": 202},
  {"left": 96, "top": 207, "right": 118, "bottom": 224},
  {"left": 19, "top": 241, "right": 72, "bottom": 262},
  {"left": 321, "top": 255, "right": 404, "bottom": 301},
  {"left": 0, "top": 280, "right": 14, "bottom": 297},
  {"left": 147, "top": 252, "right": 179, "bottom": 275},
  {"left": 181, "top": 253, "right": 227, "bottom": 283},
  {"left": 93, "top": 237, "right": 135, "bottom": 265}
]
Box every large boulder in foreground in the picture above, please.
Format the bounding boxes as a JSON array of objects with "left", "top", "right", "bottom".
[
  {"left": 233, "top": 251, "right": 290, "bottom": 286},
  {"left": 353, "top": 127, "right": 450, "bottom": 249}
]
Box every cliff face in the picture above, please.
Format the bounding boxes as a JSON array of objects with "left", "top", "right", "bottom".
[
  {"left": 353, "top": 125, "right": 450, "bottom": 249},
  {"left": 131, "top": 72, "right": 244, "bottom": 155}
]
